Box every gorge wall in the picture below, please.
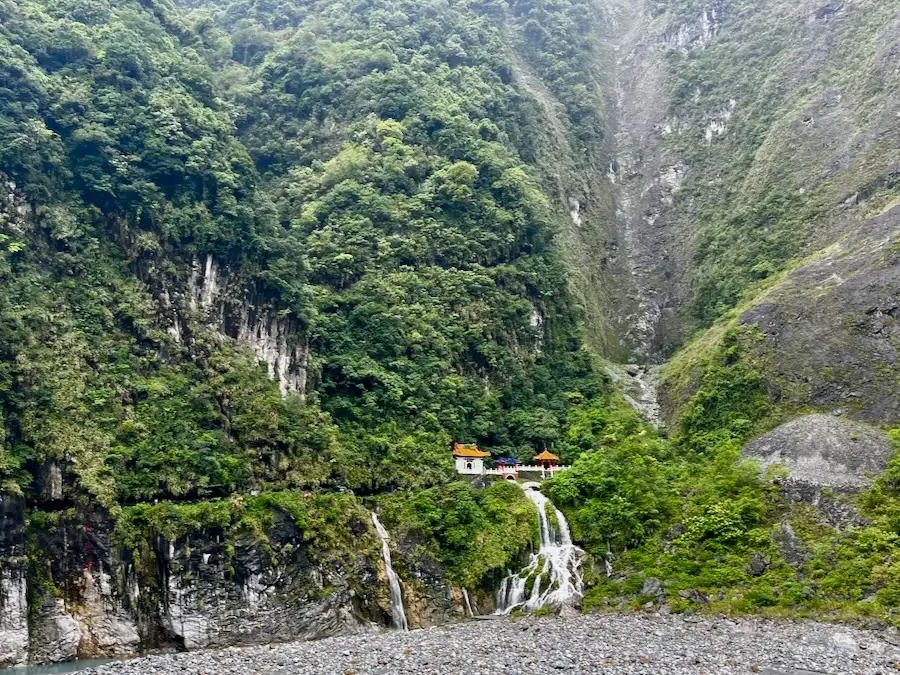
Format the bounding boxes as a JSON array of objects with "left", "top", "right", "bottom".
[
  {"left": 506, "top": 0, "right": 899, "bottom": 427},
  {"left": 518, "top": 0, "right": 898, "bottom": 373},
  {"left": 0, "top": 0, "right": 899, "bottom": 664},
  {"left": 0, "top": 491, "right": 494, "bottom": 667}
]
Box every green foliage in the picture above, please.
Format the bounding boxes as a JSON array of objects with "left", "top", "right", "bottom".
[
  {"left": 644, "top": 0, "right": 900, "bottom": 325},
  {"left": 674, "top": 326, "right": 773, "bottom": 454},
  {"left": 505, "top": 0, "right": 604, "bottom": 151},
  {"left": 115, "top": 490, "right": 373, "bottom": 561},
  {"left": 377, "top": 481, "right": 536, "bottom": 588},
  {"left": 566, "top": 410, "right": 900, "bottom": 625},
  {"left": 0, "top": 0, "right": 608, "bottom": 505},
  {"left": 545, "top": 398, "right": 676, "bottom": 550}
]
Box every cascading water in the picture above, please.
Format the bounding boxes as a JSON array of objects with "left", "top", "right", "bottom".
[
  {"left": 371, "top": 513, "right": 409, "bottom": 631},
  {"left": 462, "top": 588, "right": 475, "bottom": 617},
  {"left": 495, "top": 485, "right": 584, "bottom": 614}
]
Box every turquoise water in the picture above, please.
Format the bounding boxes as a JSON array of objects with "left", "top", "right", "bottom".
[{"left": 0, "top": 660, "right": 116, "bottom": 674}]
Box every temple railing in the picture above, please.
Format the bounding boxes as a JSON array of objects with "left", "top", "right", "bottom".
[{"left": 483, "top": 465, "right": 569, "bottom": 476}]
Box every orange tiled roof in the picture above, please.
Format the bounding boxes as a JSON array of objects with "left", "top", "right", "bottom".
[
  {"left": 533, "top": 450, "right": 560, "bottom": 462},
  {"left": 452, "top": 443, "right": 490, "bottom": 458}
]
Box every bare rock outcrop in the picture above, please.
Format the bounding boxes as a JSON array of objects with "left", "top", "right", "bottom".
[{"left": 743, "top": 414, "right": 893, "bottom": 491}]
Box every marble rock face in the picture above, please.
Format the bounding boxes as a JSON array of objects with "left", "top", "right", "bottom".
[{"left": 743, "top": 413, "right": 894, "bottom": 491}]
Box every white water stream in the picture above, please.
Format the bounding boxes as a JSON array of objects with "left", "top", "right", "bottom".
[
  {"left": 371, "top": 513, "right": 409, "bottom": 631},
  {"left": 495, "top": 485, "right": 584, "bottom": 614},
  {"left": 462, "top": 588, "right": 475, "bottom": 617}
]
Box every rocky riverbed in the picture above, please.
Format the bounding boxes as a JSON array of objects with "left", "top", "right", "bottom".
[{"left": 74, "top": 612, "right": 900, "bottom": 674}]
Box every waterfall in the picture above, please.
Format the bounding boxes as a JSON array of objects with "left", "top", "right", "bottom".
[
  {"left": 371, "top": 513, "right": 409, "bottom": 631},
  {"left": 495, "top": 485, "right": 584, "bottom": 614},
  {"left": 462, "top": 588, "right": 475, "bottom": 617}
]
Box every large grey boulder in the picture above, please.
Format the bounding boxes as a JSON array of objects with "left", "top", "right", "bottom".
[
  {"left": 743, "top": 414, "right": 894, "bottom": 491},
  {"left": 743, "top": 414, "right": 895, "bottom": 525}
]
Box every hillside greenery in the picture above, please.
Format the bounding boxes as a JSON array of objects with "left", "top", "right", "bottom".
[
  {"left": 1, "top": 0, "right": 898, "bottom": 630},
  {"left": 376, "top": 480, "right": 537, "bottom": 588},
  {"left": 657, "top": 0, "right": 899, "bottom": 325},
  {"left": 0, "top": 0, "right": 612, "bottom": 603},
  {"left": 547, "top": 349, "right": 900, "bottom": 625},
  {"left": 0, "top": 0, "right": 607, "bottom": 515}
]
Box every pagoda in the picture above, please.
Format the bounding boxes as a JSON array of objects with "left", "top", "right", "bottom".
[
  {"left": 452, "top": 443, "right": 490, "bottom": 475},
  {"left": 532, "top": 449, "right": 561, "bottom": 470}
]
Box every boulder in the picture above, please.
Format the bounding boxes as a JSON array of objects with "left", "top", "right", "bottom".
[
  {"left": 743, "top": 414, "right": 894, "bottom": 491},
  {"left": 677, "top": 589, "right": 709, "bottom": 605},
  {"left": 641, "top": 577, "right": 664, "bottom": 600},
  {"left": 747, "top": 552, "right": 770, "bottom": 577}
]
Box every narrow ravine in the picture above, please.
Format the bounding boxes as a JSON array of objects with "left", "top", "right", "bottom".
[
  {"left": 495, "top": 485, "right": 584, "bottom": 614},
  {"left": 371, "top": 513, "right": 409, "bottom": 631}
]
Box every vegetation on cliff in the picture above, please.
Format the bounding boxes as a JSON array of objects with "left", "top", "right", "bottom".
[
  {"left": 376, "top": 480, "right": 536, "bottom": 588},
  {"left": 0, "top": 0, "right": 602, "bottom": 608},
  {"left": 0, "top": 0, "right": 898, "bottom": 638},
  {"left": 0, "top": 0, "right": 605, "bottom": 511}
]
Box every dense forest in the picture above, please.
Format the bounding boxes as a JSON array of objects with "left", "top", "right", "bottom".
[
  {"left": 0, "top": 0, "right": 612, "bottom": 641},
  {"left": 0, "top": 0, "right": 899, "bottom": 664},
  {"left": 0, "top": 0, "right": 611, "bottom": 504}
]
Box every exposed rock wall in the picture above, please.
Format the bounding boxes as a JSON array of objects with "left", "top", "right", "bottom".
[
  {"left": 0, "top": 177, "right": 30, "bottom": 233},
  {"left": 593, "top": 0, "right": 691, "bottom": 360},
  {"left": 156, "top": 254, "right": 309, "bottom": 397},
  {"left": 660, "top": 204, "right": 900, "bottom": 428},
  {"left": 742, "top": 413, "right": 894, "bottom": 525},
  {"left": 733, "top": 207, "right": 900, "bottom": 425},
  {"left": 0, "top": 496, "right": 469, "bottom": 667},
  {"left": 0, "top": 498, "right": 27, "bottom": 668},
  {"left": 744, "top": 414, "right": 894, "bottom": 490},
  {"left": 151, "top": 511, "right": 379, "bottom": 650},
  {"left": 558, "top": 0, "right": 900, "bottom": 371}
]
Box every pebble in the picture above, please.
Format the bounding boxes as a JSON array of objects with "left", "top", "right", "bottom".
[{"left": 77, "top": 613, "right": 900, "bottom": 674}]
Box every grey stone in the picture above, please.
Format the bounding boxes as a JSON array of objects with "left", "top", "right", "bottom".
[
  {"left": 640, "top": 577, "right": 664, "bottom": 599},
  {"left": 828, "top": 632, "right": 859, "bottom": 655},
  {"left": 747, "top": 552, "right": 770, "bottom": 577},
  {"left": 773, "top": 522, "right": 809, "bottom": 566},
  {"left": 743, "top": 414, "right": 894, "bottom": 491},
  {"left": 677, "top": 589, "right": 709, "bottom": 605},
  {"left": 0, "top": 497, "right": 28, "bottom": 669},
  {"left": 30, "top": 596, "right": 81, "bottom": 664},
  {"left": 78, "top": 613, "right": 900, "bottom": 675}
]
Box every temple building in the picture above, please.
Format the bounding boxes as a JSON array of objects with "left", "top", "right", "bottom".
[
  {"left": 451, "top": 444, "right": 569, "bottom": 479},
  {"left": 533, "top": 449, "right": 561, "bottom": 470},
  {"left": 452, "top": 443, "right": 491, "bottom": 475},
  {"left": 494, "top": 458, "right": 520, "bottom": 481}
]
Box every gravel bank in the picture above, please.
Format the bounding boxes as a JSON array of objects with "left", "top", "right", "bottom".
[{"left": 79, "top": 613, "right": 900, "bottom": 674}]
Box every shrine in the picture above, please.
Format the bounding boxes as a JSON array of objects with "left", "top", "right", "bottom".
[
  {"left": 532, "top": 449, "right": 561, "bottom": 470},
  {"left": 451, "top": 443, "right": 570, "bottom": 480},
  {"left": 494, "top": 458, "right": 520, "bottom": 481},
  {"left": 452, "top": 443, "right": 491, "bottom": 475}
]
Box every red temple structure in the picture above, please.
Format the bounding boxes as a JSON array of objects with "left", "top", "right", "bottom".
[{"left": 532, "top": 449, "right": 560, "bottom": 470}]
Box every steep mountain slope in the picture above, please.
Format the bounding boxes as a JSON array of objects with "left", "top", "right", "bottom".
[
  {"left": 0, "top": 0, "right": 602, "bottom": 665},
  {"left": 0, "top": 0, "right": 898, "bottom": 667},
  {"left": 599, "top": 0, "right": 900, "bottom": 426},
  {"left": 516, "top": 0, "right": 899, "bottom": 365}
]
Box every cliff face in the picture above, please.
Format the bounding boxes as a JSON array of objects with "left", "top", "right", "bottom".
[
  {"left": 634, "top": 0, "right": 899, "bottom": 425},
  {"left": 0, "top": 0, "right": 899, "bottom": 662},
  {"left": 524, "top": 0, "right": 899, "bottom": 366},
  {"left": 0, "top": 491, "right": 486, "bottom": 668},
  {"left": 521, "top": 0, "right": 899, "bottom": 426}
]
